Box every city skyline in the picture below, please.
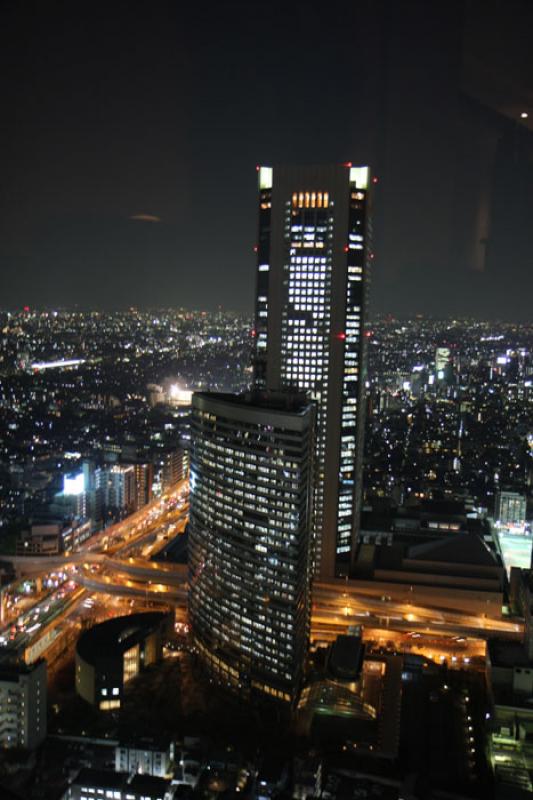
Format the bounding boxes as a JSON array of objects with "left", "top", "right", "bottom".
[
  {"left": 0, "top": 304, "right": 530, "bottom": 797},
  {"left": 0, "top": 2, "right": 532, "bottom": 797}
]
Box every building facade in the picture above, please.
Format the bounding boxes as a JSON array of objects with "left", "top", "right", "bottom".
[
  {"left": 133, "top": 462, "right": 154, "bottom": 509},
  {"left": 115, "top": 738, "right": 175, "bottom": 778},
  {"left": 160, "top": 446, "right": 188, "bottom": 491},
  {"left": 64, "top": 768, "right": 174, "bottom": 800},
  {"left": 188, "top": 391, "right": 314, "bottom": 704},
  {"left": 495, "top": 490, "right": 527, "bottom": 528},
  {"left": 253, "top": 164, "right": 372, "bottom": 578},
  {"left": 0, "top": 659, "right": 47, "bottom": 749}
]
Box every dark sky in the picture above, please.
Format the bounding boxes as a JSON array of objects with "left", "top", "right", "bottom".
[{"left": 1, "top": 1, "right": 532, "bottom": 319}]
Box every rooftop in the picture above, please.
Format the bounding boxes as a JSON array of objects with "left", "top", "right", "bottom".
[
  {"left": 193, "top": 390, "right": 312, "bottom": 416},
  {"left": 76, "top": 612, "right": 168, "bottom": 665},
  {"left": 489, "top": 639, "right": 532, "bottom": 669},
  {"left": 73, "top": 767, "right": 124, "bottom": 790},
  {"left": 327, "top": 635, "right": 365, "bottom": 681},
  {"left": 407, "top": 532, "right": 499, "bottom": 567},
  {"left": 72, "top": 768, "right": 171, "bottom": 795}
]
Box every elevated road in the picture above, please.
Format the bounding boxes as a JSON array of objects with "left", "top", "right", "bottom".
[
  {"left": 312, "top": 581, "right": 523, "bottom": 642},
  {"left": 1, "top": 474, "right": 526, "bottom": 666},
  {"left": 0, "top": 481, "right": 189, "bottom": 662},
  {"left": 6, "top": 517, "right": 188, "bottom": 586},
  {"left": 76, "top": 571, "right": 187, "bottom": 603}
]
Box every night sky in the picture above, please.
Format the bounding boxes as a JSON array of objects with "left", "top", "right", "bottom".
[{"left": 1, "top": 1, "right": 532, "bottom": 319}]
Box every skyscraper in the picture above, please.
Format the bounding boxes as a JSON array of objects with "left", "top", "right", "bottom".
[
  {"left": 253, "top": 165, "right": 372, "bottom": 578},
  {"left": 188, "top": 391, "right": 314, "bottom": 705}
]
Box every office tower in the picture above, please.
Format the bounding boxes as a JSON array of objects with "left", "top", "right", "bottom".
[
  {"left": 188, "top": 391, "right": 314, "bottom": 705},
  {"left": 253, "top": 164, "right": 372, "bottom": 578},
  {"left": 133, "top": 462, "right": 154, "bottom": 509},
  {"left": 160, "top": 446, "right": 188, "bottom": 491},
  {"left": 435, "top": 347, "right": 451, "bottom": 375},
  {"left": 108, "top": 465, "right": 136, "bottom": 511},
  {"left": 62, "top": 469, "right": 87, "bottom": 517},
  {"left": 0, "top": 660, "right": 47, "bottom": 749}
]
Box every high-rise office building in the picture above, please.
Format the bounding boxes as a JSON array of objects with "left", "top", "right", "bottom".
[
  {"left": 95, "top": 465, "right": 136, "bottom": 514},
  {"left": 108, "top": 465, "right": 136, "bottom": 511},
  {"left": 253, "top": 164, "right": 372, "bottom": 578},
  {"left": 160, "top": 446, "right": 188, "bottom": 491},
  {"left": 133, "top": 462, "right": 154, "bottom": 509},
  {"left": 188, "top": 391, "right": 314, "bottom": 705}
]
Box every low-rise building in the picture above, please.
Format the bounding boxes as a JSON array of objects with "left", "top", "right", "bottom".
[
  {"left": 64, "top": 767, "right": 175, "bottom": 800},
  {"left": 297, "top": 643, "right": 402, "bottom": 760},
  {"left": 75, "top": 612, "right": 172, "bottom": 711},
  {"left": 348, "top": 531, "right": 505, "bottom": 618},
  {"left": 495, "top": 490, "right": 527, "bottom": 529},
  {"left": 115, "top": 738, "right": 175, "bottom": 778},
  {"left": 486, "top": 638, "right": 533, "bottom": 795},
  {"left": 16, "top": 522, "right": 63, "bottom": 555}
]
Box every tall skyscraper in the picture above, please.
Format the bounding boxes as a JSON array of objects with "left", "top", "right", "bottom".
[
  {"left": 253, "top": 164, "right": 372, "bottom": 578},
  {"left": 188, "top": 391, "right": 314, "bottom": 705}
]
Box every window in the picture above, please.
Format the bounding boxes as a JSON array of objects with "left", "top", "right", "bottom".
[
  {"left": 123, "top": 644, "right": 140, "bottom": 684},
  {"left": 99, "top": 700, "right": 120, "bottom": 711}
]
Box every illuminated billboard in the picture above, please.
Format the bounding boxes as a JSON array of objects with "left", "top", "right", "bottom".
[{"left": 63, "top": 472, "right": 85, "bottom": 495}]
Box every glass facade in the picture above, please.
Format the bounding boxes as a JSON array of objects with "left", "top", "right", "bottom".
[
  {"left": 253, "top": 165, "right": 372, "bottom": 577},
  {"left": 188, "top": 392, "right": 314, "bottom": 704},
  {"left": 280, "top": 194, "right": 332, "bottom": 567}
]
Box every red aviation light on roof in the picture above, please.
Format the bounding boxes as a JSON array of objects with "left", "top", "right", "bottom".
[{"left": 343, "top": 161, "right": 352, "bottom": 168}]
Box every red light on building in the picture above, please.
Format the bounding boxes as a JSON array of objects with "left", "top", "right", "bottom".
[
  {"left": 343, "top": 161, "right": 352, "bottom": 168},
  {"left": 369, "top": 252, "right": 375, "bottom": 259},
  {"left": 251, "top": 329, "right": 257, "bottom": 338},
  {"left": 336, "top": 332, "right": 346, "bottom": 341},
  {"left": 23, "top": 306, "right": 30, "bottom": 312},
  {"left": 253, "top": 245, "right": 258, "bottom": 253},
  {"left": 365, "top": 330, "right": 373, "bottom": 338},
  {"left": 256, "top": 165, "right": 260, "bottom": 172},
  {"left": 343, "top": 245, "right": 349, "bottom": 253},
  {"left": 372, "top": 176, "right": 379, "bottom": 184}
]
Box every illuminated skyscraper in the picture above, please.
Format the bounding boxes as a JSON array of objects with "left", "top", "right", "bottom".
[
  {"left": 253, "top": 165, "right": 372, "bottom": 578},
  {"left": 188, "top": 391, "right": 314, "bottom": 705}
]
